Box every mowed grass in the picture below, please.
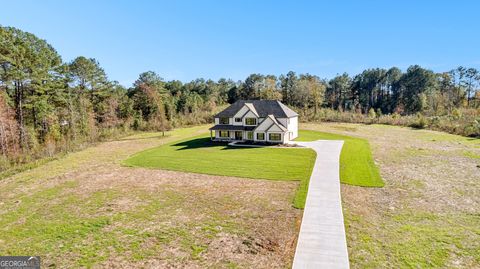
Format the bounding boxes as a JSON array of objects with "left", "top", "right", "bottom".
[
  {"left": 296, "top": 130, "right": 384, "bottom": 187},
  {"left": 302, "top": 123, "right": 480, "bottom": 268},
  {"left": 124, "top": 135, "right": 317, "bottom": 208},
  {"left": 0, "top": 126, "right": 302, "bottom": 268}
]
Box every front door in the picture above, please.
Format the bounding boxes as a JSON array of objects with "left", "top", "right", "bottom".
[{"left": 234, "top": 131, "right": 243, "bottom": 140}]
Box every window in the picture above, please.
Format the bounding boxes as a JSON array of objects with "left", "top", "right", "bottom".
[
  {"left": 269, "top": 133, "right": 281, "bottom": 141},
  {"left": 235, "top": 118, "right": 242, "bottom": 122},
  {"left": 247, "top": 131, "right": 253, "bottom": 140},
  {"left": 219, "top": 131, "right": 229, "bottom": 138},
  {"left": 256, "top": 132, "right": 265, "bottom": 140},
  {"left": 219, "top": 118, "right": 229, "bottom": 124},
  {"left": 245, "top": 118, "right": 257, "bottom": 125}
]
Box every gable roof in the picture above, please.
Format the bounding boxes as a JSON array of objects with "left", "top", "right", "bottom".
[
  {"left": 264, "top": 114, "right": 287, "bottom": 132},
  {"left": 244, "top": 103, "right": 259, "bottom": 117},
  {"left": 215, "top": 100, "right": 298, "bottom": 118}
]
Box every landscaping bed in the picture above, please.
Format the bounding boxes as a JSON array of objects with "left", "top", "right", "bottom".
[{"left": 231, "top": 141, "right": 302, "bottom": 147}]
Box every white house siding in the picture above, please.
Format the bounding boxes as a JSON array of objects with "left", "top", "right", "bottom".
[
  {"left": 267, "top": 124, "right": 284, "bottom": 132},
  {"left": 266, "top": 132, "right": 286, "bottom": 143},
  {"left": 215, "top": 117, "right": 233, "bottom": 125},
  {"left": 253, "top": 117, "right": 289, "bottom": 143},
  {"left": 245, "top": 130, "right": 254, "bottom": 140},
  {"left": 276, "top": 118, "right": 293, "bottom": 142},
  {"left": 254, "top": 117, "right": 274, "bottom": 131},
  {"left": 232, "top": 119, "right": 242, "bottom": 126},
  {"left": 215, "top": 130, "right": 235, "bottom": 140},
  {"left": 232, "top": 105, "right": 249, "bottom": 126},
  {"left": 254, "top": 117, "right": 273, "bottom": 142},
  {"left": 277, "top": 118, "right": 288, "bottom": 128},
  {"left": 233, "top": 105, "right": 249, "bottom": 118},
  {"left": 212, "top": 101, "right": 297, "bottom": 144},
  {"left": 254, "top": 131, "right": 266, "bottom": 142},
  {"left": 232, "top": 105, "right": 260, "bottom": 127},
  {"left": 266, "top": 124, "right": 288, "bottom": 143},
  {"left": 288, "top": 116, "right": 298, "bottom": 139},
  {"left": 242, "top": 111, "right": 258, "bottom": 126}
]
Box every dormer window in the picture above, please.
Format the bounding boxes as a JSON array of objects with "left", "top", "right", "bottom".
[
  {"left": 234, "top": 118, "right": 242, "bottom": 122},
  {"left": 219, "top": 117, "right": 229, "bottom": 124},
  {"left": 245, "top": 118, "right": 257, "bottom": 125}
]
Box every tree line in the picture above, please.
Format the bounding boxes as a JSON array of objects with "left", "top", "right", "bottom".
[
  {"left": 231, "top": 66, "right": 480, "bottom": 115},
  {"left": 0, "top": 26, "right": 232, "bottom": 165},
  {"left": 1, "top": 26, "right": 479, "bottom": 169}
]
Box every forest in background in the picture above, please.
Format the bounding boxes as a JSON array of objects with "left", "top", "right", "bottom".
[{"left": 1, "top": 26, "right": 479, "bottom": 171}]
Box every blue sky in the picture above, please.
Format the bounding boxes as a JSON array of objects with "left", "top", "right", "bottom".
[{"left": 2, "top": 0, "right": 479, "bottom": 86}]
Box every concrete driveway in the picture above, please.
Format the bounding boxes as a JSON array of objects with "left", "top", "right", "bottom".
[{"left": 292, "top": 140, "right": 350, "bottom": 269}]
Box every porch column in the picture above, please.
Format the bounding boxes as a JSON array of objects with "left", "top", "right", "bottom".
[{"left": 210, "top": 130, "right": 213, "bottom": 140}]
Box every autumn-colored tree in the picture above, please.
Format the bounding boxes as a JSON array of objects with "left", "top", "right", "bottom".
[
  {"left": 0, "top": 26, "right": 61, "bottom": 149},
  {"left": 130, "top": 81, "right": 170, "bottom": 134},
  {"left": 0, "top": 92, "right": 19, "bottom": 158},
  {"left": 2, "top": 24, "right": 480, "bottom": 170}
]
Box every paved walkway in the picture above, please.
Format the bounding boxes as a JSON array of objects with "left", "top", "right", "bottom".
[{"left": 292, "top": 140, "right": 350, "bottom": 269}]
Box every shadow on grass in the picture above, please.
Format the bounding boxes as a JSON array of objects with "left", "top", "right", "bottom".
[
  {"left": 173, "top": 137, "right": 253, "bottom": 151},
  {"left": 173, "top": 137, "right": 225, "bottom": 150}
]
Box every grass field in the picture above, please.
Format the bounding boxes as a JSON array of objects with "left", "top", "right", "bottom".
[
  {"left": 2, "top": 122, "right": 478, "bottom": 268},
  {"left": 0, "top": 125, "right": 303, "bottom": 268},
  {"left": 125, "top": 129, "right": 383, "bottom": 208},
  {"left": 302, "top": 122, "right": 480, "bottom": 268},
  {"left": 124, "top": 135, "right": 316, "bottom": 208},
  {"left": 295, "top": 130, "right": 384, "bottom": 187}
]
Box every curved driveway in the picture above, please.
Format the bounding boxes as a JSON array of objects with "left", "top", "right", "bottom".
[{"left": 292, "top": 140, "right": 350, "bottom": 269}]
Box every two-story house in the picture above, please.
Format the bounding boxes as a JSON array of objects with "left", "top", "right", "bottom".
[{"left": 209, "top": 100, "right": 298, "bottom": 144}]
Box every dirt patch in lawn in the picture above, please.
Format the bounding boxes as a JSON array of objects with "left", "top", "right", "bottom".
[
  {"left": 0, "top": 126, "right": 301, "bottom": 268},
  {"left": 302, "top": 122, "right": 480, "bottom": 268}
]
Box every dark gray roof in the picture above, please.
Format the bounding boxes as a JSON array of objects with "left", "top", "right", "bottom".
[
  {"left": 209, "top": 125, "right": 256, "bottom": 131},
  {"left": 214, "top": 100, "right": 298, "bottom": 118}
]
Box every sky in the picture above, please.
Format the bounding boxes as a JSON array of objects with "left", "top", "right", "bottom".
[{"left": 1, "top": 0, "right": 479, "bottom": 87}]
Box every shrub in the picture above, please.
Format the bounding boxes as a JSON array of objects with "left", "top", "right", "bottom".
[
  {"left": 409, "top": 114, "right": 427, "bottom": 129},
  {"left": 302, "top": 107, "right": 479, "bottom": 137}
]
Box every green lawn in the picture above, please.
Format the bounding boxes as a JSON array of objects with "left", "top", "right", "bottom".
[
  {"left": 0, "top": 126, "right": 303, "bottom": 267},
  {"left": 296, "top": 130, "right": 384, "bottom": 187},
  {"left": 124, "top": 135, "right": 317, "bottom": 208},
  {"left": 124, "top": 129, "right": 383, "bottom": 208}
]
